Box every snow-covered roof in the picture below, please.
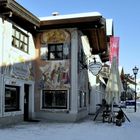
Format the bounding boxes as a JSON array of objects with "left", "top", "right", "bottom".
[
  {"left": 106, "top": 19, "right": 113, "bottom": 36},
  {"left": 39, "top": 12, "right": 102, "bottom": 21}
]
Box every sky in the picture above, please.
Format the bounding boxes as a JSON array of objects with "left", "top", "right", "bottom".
[
  {"left": 16, "top": 0, "right": 140, "bottom": 78},
  {"left": 0, "top": 104, "right": 140, "bottom": 140}
]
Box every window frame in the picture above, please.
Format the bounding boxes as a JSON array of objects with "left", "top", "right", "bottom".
[
  {"left": 42, "top": 90, "right": 67, "bottom": 109},
  {"left": 48, "top": 44, "right": 64, "bottom": 60},
  {"left": 12, "top": 26, "right": 29, "bottom": 53},
  {"left": 5, "top": 85, "right": 20, "bottom": 112}
]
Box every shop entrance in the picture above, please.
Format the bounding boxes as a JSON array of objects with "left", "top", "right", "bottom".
[{"left": 24, "top": 84, "right": 29, "bottom": 121}]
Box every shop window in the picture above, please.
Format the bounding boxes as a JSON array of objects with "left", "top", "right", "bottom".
[
  {"left": 5, "top": 85, "right": 20, "bottom": 112},
  {"left": 12, "top": 26, "right": 29, "bottom": 53},
  {"left": 42, "top": 90, "right": 67, "bottom": 109}
]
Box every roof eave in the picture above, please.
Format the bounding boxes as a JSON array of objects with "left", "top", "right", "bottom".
[
  {"left": 0, "top": 0, "right": 40, "bottom": 33},
  {"left": 39, "top": 14, "right": 108, "bottom": 62}
]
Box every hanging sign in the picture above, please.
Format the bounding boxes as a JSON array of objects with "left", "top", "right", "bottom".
[{"left": 88, "top": 61, "right": 102, "bottom": 76}]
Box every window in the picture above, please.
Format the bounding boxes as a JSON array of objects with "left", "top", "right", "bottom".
[
  {"left": 40, "top": 43, "right": 69, "bottom": 60},
  {"left": 12, "top": 26, "right": 29, "bottom": 53},
  {"left": 5, "top": 85, "right": 20, "bottom": 112},
  {"left": 78, "top": 91, "right": 87, "bottom": 108},
  {"left": 48, "top": 44, "right": 63, "bottom": 60},
  {"left": 42, "top": 90, "right": 67, "bottom": 109},
  {"left": 78, "top": 48, "right": 87, "bottom": 71}
]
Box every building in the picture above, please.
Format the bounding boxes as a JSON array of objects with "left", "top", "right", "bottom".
[
  {"left": 0, "top": 0, "right": 40, "bottom": 126},
  {"left": 0, "top": 0, "right": 112, "bottom": 125}
]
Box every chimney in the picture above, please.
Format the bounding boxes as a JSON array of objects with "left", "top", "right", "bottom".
[{"left": 52, "top": 12, "right": 59, "bottom": 16}]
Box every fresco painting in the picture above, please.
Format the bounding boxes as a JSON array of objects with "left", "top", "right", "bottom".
[
  {"left": 39, "top": 60, "right": 70, "bottom": 89},
  {"left": 3, "top": 49, "right": 34, "bottom": 80},
  {"left": 41, "top": 29, "right": 70, "bottom": 44}
]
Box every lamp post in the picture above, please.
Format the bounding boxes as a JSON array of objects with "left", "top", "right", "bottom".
[{"left": 132, "top": 66, "right": 139, "bottom": 112}]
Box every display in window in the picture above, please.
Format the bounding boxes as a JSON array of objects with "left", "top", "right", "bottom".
[
  {"left": 5, "top": 85, "right": 20, "bottom": 112},
  {"left": 42, "top": 90, "right": 67, "bottom": 109}
]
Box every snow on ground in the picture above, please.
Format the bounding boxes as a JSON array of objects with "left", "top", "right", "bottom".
[{"left": 0, "top": 106, "right": 140, "bottom": 140}]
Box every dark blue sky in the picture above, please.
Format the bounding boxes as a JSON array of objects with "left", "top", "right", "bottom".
[{"left": 17, "top": 0, "right": 140, "bottom": 78}]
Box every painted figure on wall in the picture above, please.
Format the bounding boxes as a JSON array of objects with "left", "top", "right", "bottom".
[
  {"left": 39, "top": 60, "right": 70, "bottom": 90},
  {"left": 39, "top": 29, "right": 70, "bottom": 89}
]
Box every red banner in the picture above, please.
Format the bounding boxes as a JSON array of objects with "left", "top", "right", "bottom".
[{"left": 109, "top": 37, "right": 119, "bottom": 65}]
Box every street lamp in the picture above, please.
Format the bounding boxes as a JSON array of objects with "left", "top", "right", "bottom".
[{"left": 132, "top": 66, "right": 139, "bottom": 112}]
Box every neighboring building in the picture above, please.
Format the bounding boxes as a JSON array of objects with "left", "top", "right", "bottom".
[
  {"left": 34, "top": 12, "right": 112, "bottom": 121},
  {"left": 0, "top": 0, "right": 40, "bottom": 126},
  {"left": 0, "top": 0, "right": 112, "bottom": 124},
  {"left": 120, "top": 69, "right": 136, "bottom": 101},
  {"left": 136, "top": 79, "right": 140, "bottom": 98}
]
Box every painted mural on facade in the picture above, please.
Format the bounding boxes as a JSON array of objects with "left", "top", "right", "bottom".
[
  {"left": 3, "top": 49, "right": 34, "bottom": 80},
  {"left": 41, "top": 29, "right": 70, "bottom": 44},
  {"left": 39, "top": 60, "right": 70, "bottom": 89},
  {"left": 40, "top": 29, "right": 70, "bottom": 60},
  {"left": 38, "top": 29, "right": 71, "bottom": 90}
]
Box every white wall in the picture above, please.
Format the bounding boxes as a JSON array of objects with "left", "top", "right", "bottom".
[
  {"left": 0, "top": 18, "right": 3, "bottom": 116},
  {"left": 0, "top": 18, "right": 3, "bottom": 74},
  {"left": 70, "top": 29, "right": 78, "bottom": 114},
  {"left": 0, "top": 18, "right": 35, "bottom": 119}
]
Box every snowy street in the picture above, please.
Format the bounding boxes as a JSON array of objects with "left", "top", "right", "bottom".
[{"left": 0, "top": 106, "right": 140, "bottom": 140}]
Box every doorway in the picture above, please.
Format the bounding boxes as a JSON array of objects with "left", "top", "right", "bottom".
[{"left": 24, "top": 84, "right": 29, "bottom": 121}]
